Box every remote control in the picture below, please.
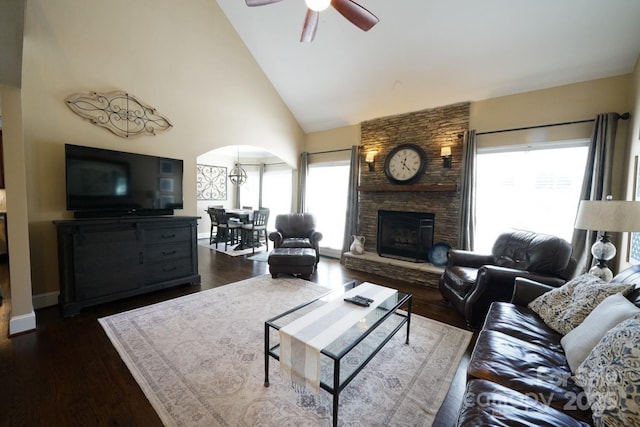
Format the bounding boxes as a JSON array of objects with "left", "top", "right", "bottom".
[
  {"left": 356, "top": 295, "right": 374, "bottom": 303},
  {"left": 344, "top": 297, "right": 370, "bottom": 307}
]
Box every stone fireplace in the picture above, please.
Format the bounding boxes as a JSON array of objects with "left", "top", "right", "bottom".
[
  {"left": 342, "top": 101, "right": 470, "bottom": 288},
  {"left": 377, "top": 210, "right": 434, "bottom": 262}
]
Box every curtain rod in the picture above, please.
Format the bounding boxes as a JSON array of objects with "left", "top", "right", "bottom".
[
  {"left": 476, "top": 112, "right": 630, "bottom": 136},
  {"left": 240, "top": 162, "right": 287, "bottom": 166},
  {"left": 307, "top": 148, "right": 353, "bottom": 155}
]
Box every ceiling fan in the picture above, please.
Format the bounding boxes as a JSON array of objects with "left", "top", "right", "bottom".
[{"left": 245, "top": 0, "right": 379, "bottom": 42}]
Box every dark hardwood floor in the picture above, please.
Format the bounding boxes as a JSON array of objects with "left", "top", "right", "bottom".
[{"left": 0, "top": 243, "right": 475, "bottom": 426}]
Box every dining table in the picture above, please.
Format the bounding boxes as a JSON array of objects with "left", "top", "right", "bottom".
[{"left": 225, "top": 209, "right": 255, "bottom": 250}]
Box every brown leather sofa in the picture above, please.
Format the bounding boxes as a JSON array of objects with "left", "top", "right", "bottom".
[
  {"left": 456, "top": 265, "right": 640, "bottom": 426},
  {"left": 268, "top": 213, "right": 323, "bottom": 265},
  {"left": 439, "top": 230, "right": 574, "bottom": 328}
]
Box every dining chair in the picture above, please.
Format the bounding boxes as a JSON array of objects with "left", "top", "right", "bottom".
[
  {"left": 212, "top": 208, "right": 241, "bottom": 251},
  {"left": 241, "top": 208, "right": 270, "bottom": 254},
  {"left": 206, "top": 208, "right": 218, "bottom": 245},
  {"left": 206, "top": 205, "right": 224, "bottom": 245}
]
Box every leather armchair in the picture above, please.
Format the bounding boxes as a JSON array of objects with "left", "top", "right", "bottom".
[
  {"left": 439, "top": 230, "right": 574, "bottom": 328},
  {"left": 269, "top": 213, "right": 323, "bottom": 265}
]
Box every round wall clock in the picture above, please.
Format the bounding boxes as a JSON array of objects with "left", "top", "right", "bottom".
[{"left": 384, "top": 143, "right": 427, "bottom": 184}]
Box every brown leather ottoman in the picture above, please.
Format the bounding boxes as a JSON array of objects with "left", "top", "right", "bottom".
[{"left": 268, "top": 248, "right": 316, "bottom": 280}]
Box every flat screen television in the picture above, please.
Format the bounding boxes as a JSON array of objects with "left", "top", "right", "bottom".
[{"left": 65, "top": 144, "right": 184, "bottom": 218}]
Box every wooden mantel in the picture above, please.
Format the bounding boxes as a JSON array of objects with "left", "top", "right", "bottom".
[{"left": 357, "top": 183, "right": 458, "bottom": 193}]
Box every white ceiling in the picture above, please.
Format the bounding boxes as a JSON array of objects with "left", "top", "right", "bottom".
[{"left": 217, "top": 0, "right": 640, "bottom": 134}]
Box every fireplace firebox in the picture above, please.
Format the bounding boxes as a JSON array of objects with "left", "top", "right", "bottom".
[{"left": 377, "top": 210, "right": 435, "bottom": 263}]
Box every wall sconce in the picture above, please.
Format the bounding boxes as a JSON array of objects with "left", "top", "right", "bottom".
[
  {"left": 365, "top": 151, "right": 377, "bottom": 171},
  {"left": 441, "top": 146, "right": 452, "bottom": 168}
]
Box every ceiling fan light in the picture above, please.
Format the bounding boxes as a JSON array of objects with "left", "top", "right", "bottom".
[{"left": 305, "top": 0, "right": 331, "bottom": 12}]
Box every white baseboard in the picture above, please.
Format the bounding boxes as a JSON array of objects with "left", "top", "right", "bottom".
[
  {"left": 33, "top": 291, "right": 59, "bottom": 310},
  {"left": 10, "top": 310, "right": 36, "bottom": 335}
]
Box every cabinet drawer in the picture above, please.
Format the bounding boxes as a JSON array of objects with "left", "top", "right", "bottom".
[
  {"left": 145, "top": 242, "right": 191, "bottom": 262},
  {"left": 145, "top": 258, "right": 194, "bottom": 284},
  {"left": 144, "top": 226, "right": 191, "bottom": 244}
]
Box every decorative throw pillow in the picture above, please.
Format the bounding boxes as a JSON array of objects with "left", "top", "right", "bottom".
[
  {"left": 574, "top": 315, "right": 640, "bottom": 427},
  {"left": 561, "top": 293, "right": 640, "bottom": 373},
  {"left": 528, "top": 273, "right": 634, "bottom": 335}
]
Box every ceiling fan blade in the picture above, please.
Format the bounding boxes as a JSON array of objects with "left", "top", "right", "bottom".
[
  {"left": 331, "top": 0, "right": 379, "bottom": 31},
  {"left": 300, "top": 9, "right": 319, "bottom": 43},
  {"left": 245, "top": 0, "right": 284, "bottom": 6}
]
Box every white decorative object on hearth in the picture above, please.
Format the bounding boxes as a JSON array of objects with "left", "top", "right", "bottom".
[{"left": 350, "top": 235, "right": 365, "bottom": 255}]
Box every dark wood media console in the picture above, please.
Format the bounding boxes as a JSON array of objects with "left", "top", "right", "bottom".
[{"left": 54, "top": 216, "right": 201, "bottom": 317}]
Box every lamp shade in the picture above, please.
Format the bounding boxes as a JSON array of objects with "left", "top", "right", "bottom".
[
  {"left": 574, "top": 200, "right": 640, "bottom": 232},
  {"left": 365, "top": 151, "right": 376, "bottom": 163}
]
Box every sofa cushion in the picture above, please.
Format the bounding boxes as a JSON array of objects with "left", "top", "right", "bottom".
[
  {"left": 528, "top": 273, "right": 635, "bottom": 335},
  {"left": 457, "top": 379, "right": 592, "bottom": 427},
  {"left": 561, "top": 293, "right": 640, "bottom": 373},
  {"left": 467, "top": 330, "right": 592, "bottom": 422},
  {"left": 574, "top": 315, "right": 640, "bottom": 427},
  {"left": 483, "top": 302, "right": 564, "bottom": 352}
]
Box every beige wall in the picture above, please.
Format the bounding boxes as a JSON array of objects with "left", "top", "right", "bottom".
[
  {"left": 306, "top": 76, "right": 632, "bottom": 156},
  {"left": 13, "top": 0, "right": 304, "bottom": 318},
  {"left": 305, "top": 125, "right": 361, "bottom": 157},
  {"left": 1, "top": 84, "right": 36, "bottom": 333},
  {"left": 469, "top": 75, "right": 631, "bottom": 146}
]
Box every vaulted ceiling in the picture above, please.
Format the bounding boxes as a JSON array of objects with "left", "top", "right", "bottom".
[{"left": 217, "top": 0, "right": 640, "bottom": 133}]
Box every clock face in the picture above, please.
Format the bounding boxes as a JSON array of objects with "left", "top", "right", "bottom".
[{"left": 384, "top": 144, "right": 427, "bottom": 184}]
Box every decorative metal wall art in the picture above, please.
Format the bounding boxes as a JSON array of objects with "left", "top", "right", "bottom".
[
  {"left": 197, "top": 164, "right": 227, "bottom": 201},
  {"left": 66, "top": 90, "right": 173, "bottom": 138}
]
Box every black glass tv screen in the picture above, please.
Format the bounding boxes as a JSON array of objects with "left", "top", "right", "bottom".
[{"left": 65, "top": 144, "right": 184, "bottom": 213}]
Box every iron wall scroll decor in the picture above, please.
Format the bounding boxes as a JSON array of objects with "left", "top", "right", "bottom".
[
  {"left": 197, "top": 164, "right": 227, "bottom": 201},
  {"left": 66, "top": 90, "right": 173, "bottom": 138}
]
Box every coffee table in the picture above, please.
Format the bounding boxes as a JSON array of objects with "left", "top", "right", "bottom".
[{"left": 264, "top": 281, "right": 412, "bottom": 427}]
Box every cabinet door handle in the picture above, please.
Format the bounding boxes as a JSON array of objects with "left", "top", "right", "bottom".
[
  {"left": 161, "top": 234, "right": 176, "bottom": 239},
  {"left": 162, "top": 250, "right": 177, "bottom": 255},
  {"left": 162, "top": 266, "right": 177, "bottom": 272}
]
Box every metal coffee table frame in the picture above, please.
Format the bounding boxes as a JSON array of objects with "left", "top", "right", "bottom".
[{"left": 264, "top": 281, "right": 412, "bottom": 427}]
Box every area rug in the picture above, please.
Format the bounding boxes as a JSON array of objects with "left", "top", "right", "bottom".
[
  {"left": 247, "top": 250, "right": 270, "bottom": 262},
  {"left": 99, "top": 275, "right": 472, "bottom": 426},
  {"left": 199, "top": 240, "right": 267, "bottom": 257}
]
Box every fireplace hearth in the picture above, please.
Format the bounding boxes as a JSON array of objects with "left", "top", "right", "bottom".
[{"left": 377, "top": 210, "right": 435, "bottom": 263}]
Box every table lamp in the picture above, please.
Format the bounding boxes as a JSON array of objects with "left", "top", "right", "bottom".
[{"left": 574, "top": 198, "right": 640, "bottom": 281}]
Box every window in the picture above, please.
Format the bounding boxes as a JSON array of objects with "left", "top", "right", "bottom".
[
  {"left": 262, "top": 167, "right": 293, "bottom": 230},
  {"left": 239, "top": 166, "right": 260, "bottom": 210},
  {"left": 475, "top": 141, "right": 589, "bottom": 253},
  {"left": 239, "top": 164, "right": 293, "bottom": 231},
  {"left": 306, "top": 161, "right": 351, "bottom": 257}
]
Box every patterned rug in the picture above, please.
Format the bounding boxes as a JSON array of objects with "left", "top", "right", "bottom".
[{"left": 99, "top": 275, "right": 472, "bottom": 426}]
